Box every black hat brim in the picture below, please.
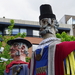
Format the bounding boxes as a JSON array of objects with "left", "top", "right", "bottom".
[
  {"left": 39, "top": 14, "right": 56, "bottom": 20},
  {"left": 7, "top": 38, "right": 32, "bottom": 48}
]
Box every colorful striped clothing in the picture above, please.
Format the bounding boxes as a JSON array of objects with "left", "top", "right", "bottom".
[
  {"left": 64, "top": 51, "right": 75, "bottom": 75},
  {"left": 55, "top": 41, "right": 75, "bottom": 75},
  {"left": 29, "top": 37, "right": 75, "bottom": 75},
  {"left": 35, "top": 45, "right": 48, "bottom": 75},
  {"left": 29, "top": 37, "right": 61, "bottom": 75}
]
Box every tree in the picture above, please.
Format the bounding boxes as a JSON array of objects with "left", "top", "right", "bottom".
[
  {"left": 56, "top": 32, "right": 75, "bottom": 42},
  {"left": 0, "top": 19, "right": 26, "bottom": 75}
]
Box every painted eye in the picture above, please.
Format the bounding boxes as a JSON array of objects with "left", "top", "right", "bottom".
[
  {"left": 43, "top": 20, "right": 46, "bottom": 24},
  {"left": 12, "top": 43, "right": 19, "bottom": 47}
]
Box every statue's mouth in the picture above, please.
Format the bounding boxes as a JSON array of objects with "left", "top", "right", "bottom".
[{"left": 39, "top": 28, "right": 44, "bottom": 32}]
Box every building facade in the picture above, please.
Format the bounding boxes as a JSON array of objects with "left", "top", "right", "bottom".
[
  {"left": 0, "top": 17, "right": 71, "bottom": 57},
  {"left": 59, "top": 15, "right": 75, "bottom": 36}
]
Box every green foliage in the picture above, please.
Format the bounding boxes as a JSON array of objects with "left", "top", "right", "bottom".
[
  {"left": 56, "top": 32, "right": 75, "bottom": 42},
  {"left": 8, "top": 19, "right": 14, "bottom": 35},
  {"left": 0, "top": 41, "right": 2, "bottom": 47},
  {"left": 15, "top": 32, "right": 26, "bottom": 38},
  {"left": 0, "top": 60, "right": 12, "bottom": 75},
  {"left": 26, "top": 57, "right": 31, "bottom": 62},
  {"left": 0, "top": 19, "right": 26, "bottom": 75}
]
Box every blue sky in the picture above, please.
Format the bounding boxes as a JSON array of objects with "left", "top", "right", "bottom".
[{"left": 0, "top": 0, "right": 75, "bottom": 21}]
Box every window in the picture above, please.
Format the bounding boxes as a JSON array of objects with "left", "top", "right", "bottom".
[
  {"left": 72, "top": 19, "right": 75, "bottom": 24},
  {"left": 4, "top": 29, "right": 9, "bottom": 34},
  {"left": 4, "top": 28, "right": 19, "bottom": 35},
  {"left": 33, "top": 30, "right": 39, "bottom": 36},
  {"left": 67, "top": 17, "right": 72, "bottom": 24},
  {"left": 5, "top": 28, "right": 27, "bottom": 35},
  {"left": 67, "top": 17, "right": 75, "bottom": 24},
  {"left": 12, "top": 28, "right": 19, "bottom": 34},
  {"left": 32, "top": 44, "right": 38, "bottom": 51},
  {"left": 0, "top": 31, "right": 2, "bottom": 35},
  {"left": 20, "top": 28, "right": 27, "bottom": 34}
]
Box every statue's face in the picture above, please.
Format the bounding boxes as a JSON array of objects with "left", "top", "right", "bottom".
[
  {"left": 39, "top": 18, "right": 59, "bottom": 38},
  {"left": 10, "top": 42, "right": 25, "bottom": 58},
  {"left": 40, "top": 18, "right": 51, "bottom": 29},
  {"left": 39, "top": 18, "right": 56, "bottom": 36}
]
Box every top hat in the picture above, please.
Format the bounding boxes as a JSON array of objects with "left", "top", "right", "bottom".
[
  {"left": 7, "top": 38, "right": 32, "bottom": 48},
  {"left": 39, "top": 4, "right": 56, "bottom": 20}
]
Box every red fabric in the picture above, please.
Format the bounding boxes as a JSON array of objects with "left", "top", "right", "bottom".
[
  {"left": 36, "top": 72, "right": 46, "bottom": 75},
  {"left": 28, "top": 59, "right": 31, "bottom": 69},
  {"left": 6, "top": 60, "right": 28, "bottom": 73},
  {"left": 55, "top": 41, "right": 75, "bottom": 75}
]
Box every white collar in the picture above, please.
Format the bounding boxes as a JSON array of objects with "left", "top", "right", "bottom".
[
  {"left": 39, "top": 37, "right": 60, "bottom": 45},
  {"left": 37, "top": 37, "right": 60, "bottom": 49}
]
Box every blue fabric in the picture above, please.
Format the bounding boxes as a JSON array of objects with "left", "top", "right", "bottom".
[
  {"left": 4, "top": 64, "right": 28, "bottom": 75},
  {"left": 34, "top": 45, "right": 49, "bottom": 75}
]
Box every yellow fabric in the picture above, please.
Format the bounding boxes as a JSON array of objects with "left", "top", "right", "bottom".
[
  {"left": 64, "top": 51, "right": 75, "bottom": 75},
  {"left": 68, "top": 52, "right": 75, "bottom": 75},
  {"left": 66, "top": 57, "right": 70, "bottom": 74}
]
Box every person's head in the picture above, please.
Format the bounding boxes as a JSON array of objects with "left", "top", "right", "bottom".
[
  {"left": 39, "top": 4, "right": 59, "bottom": 39},
  {"left": 7, "top": 38, "right": 32, "bottom": 59}
]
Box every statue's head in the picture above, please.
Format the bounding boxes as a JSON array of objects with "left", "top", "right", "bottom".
[
  {"left": 7, "top": 38, "right": 32, "bottom": 59},
  {"left": 39, "top": 4, "right": 59, "bottom": 39}
]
